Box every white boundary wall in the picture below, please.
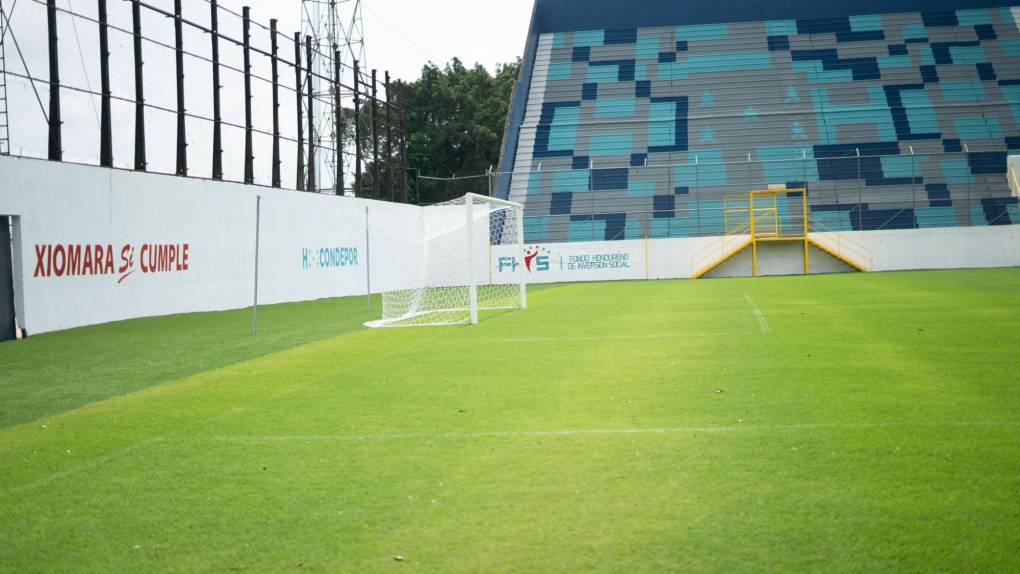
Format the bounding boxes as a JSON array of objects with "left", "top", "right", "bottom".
[{"left": 2, "top": 156, "right": 1019, "bottom": 334}]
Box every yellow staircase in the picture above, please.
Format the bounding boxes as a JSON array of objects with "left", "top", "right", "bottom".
[{"left": 690, "top": 188, "right": 873, "bottom": 278}]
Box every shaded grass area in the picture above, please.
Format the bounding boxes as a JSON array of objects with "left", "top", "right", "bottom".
[
  {"left": 1, "top": 270, "right": 1018, "bottom": 572},
  {"left": 0, "top": 295, "right": 383, "bottom": 428}
]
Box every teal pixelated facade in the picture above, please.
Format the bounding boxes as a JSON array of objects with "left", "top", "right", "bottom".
[{"left": 498, "top": 2, "right": 1020, "bottom": 242}]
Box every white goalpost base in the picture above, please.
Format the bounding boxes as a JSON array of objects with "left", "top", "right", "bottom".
[{"left": 365, "top": 193, "right": 527, "bottom": 328}]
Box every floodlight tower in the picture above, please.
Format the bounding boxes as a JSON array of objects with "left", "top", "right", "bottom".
[{"left": 301, "top": 0, "right": 366, "bottom": 193}]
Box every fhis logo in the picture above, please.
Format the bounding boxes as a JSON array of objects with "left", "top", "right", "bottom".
[{"left": 498, "top": 245, "right": 553, "bottom": 273}]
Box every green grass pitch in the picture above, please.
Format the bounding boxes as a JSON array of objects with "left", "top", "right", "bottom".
[{"left": 2, "top": 269, "right": 1019, "bottom": 572}]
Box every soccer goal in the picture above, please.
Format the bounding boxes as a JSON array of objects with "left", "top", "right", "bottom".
[{"left": 365, "top": 193, "right": 527, "bottom": 328}]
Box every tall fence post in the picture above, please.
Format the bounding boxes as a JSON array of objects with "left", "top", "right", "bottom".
[
  {"left": 353, "top": 59, "right": 362, "bottom": 197},
  {"left": 385, "top": 71, "right": 393, "bottom": 201},
  {"left": 364, "top": 206, "right": 372, "bottom": 310},
  {"left": 242, "top": 7, "right": 254, "bottom": 184},
  {"left": 173, "top": 0, "right": 187, "bottom": 176},
  {"left": 294, "top": 33, "right": 304, "bottom": 191},
  {"left": 98, "top": 0, "right": 112, "bottom": 167},
  {"left": 252, "top": 195, "right": 261, "bottom": 335},
  {"left": 305, "top": 35, "right": 315, "bottom": 193},
  {"left": 371, "top": 69, "right": 379, "bottom": 200},
  {"left": 210, "top": 0, "right": 222, "bottom": 179},
  {"left": 398, "top": 81, "right": 408, "bottom": 203},
  {"left": 270, "top": 19, "right": 281, "bottom": 188},
  {"left": 131, "top": 0, "right": 145, "bottom": 171},
  {"left": 334, "top": 49, "right": 343, "bottom": 195},
  {"left": 46, "top": 0, "right": 61, "bottom": 161}
]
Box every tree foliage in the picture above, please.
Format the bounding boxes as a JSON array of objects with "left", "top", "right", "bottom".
[{"left": 348, "top": 58, "right": 520, "bottom": 203}]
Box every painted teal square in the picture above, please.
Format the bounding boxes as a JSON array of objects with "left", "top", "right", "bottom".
[
  {"left": 881, "top": 155, "right": 925, "bottom": 178},
  {"left": 623, "top": 219, "right": 643, "bottom": 240},
  {"left": 950, "top": 45, "right": 986, "bottom": 65},
  {"left": 765, "top": 20, "right": 797, "bottom": 37},
  {"left": 524, "top": 215, "right": 551, "bottom": 239},
  {"left": 999, "top": 84, "right": 1020, "bottom": 122},
  {"left": 970, "top": 205, "right": 989, "bottom": 226},
  {"left": 903, "top": 23, "right": 927, "bottom": 42},
  {"left": 955, "top": 117, "right": 1003, "bottom": 139},
  {"left": 590, "top": 134, "right": 633, "bottom": 156},
  {"left": 758, "top": 146, "right": 818, "bottom": 183},
  {"left": 901, "top": 90, "right": 939, "bottom": 134},
  {"left": 527, "top": 171, "right": 544, "bottom": 195},
  {"left": 956, "top": 8, "right": 992, "bottom": 26},
  {"left": 942, "top": 159, "right": 974, "bottom": 184},
  {"left": 596, "top": 99, "right": 636, "bottom": 118},
  {"left": 920, "top": 47, "right": 936, "bottom": 66},
  {"left": 811, "top": 210, "right": 853, "bottom": 232},
  {"left": 941, "top": 82, "right": 986, "bottom": 101},
  {"left": 1000, "top": 38, "right": 1020, "bottom": 57},
  {"left": 648, "top": 101, "right": 677, "bottom": 148},
  {"left": 674, "top": 52, "right": 772, "bottom": 78},
  {"left": 574, "top": 29, "right": 604, "bottom": 47},
  {"left": 552, "top": 33, "right": 566, "bottom": 50},
  {"left": 568, "top": 219, "right": 606, "bottom": 241},
  {"left": 793, "top": 60, "right": 854, "bottom": 83},
  {"left": 676, "top": 24, "right": 728, "bottom": 41},
  {"left": 878, "top": 55, "right": 912, "bottom": 69},
  {"left": 635, "top": 37, "right": 660, "bottom": 60},
  {"left": 547, "top": 62, "right": 573, "bottom": 81},
  {"left": 635, "top": 64, "right": 648, "bottom": 82},
  {"left": 553, "top": 170, "right": 589, "bottom": 193},
  {"left": 587, "top": 65, "right": 620, "bottom": 84},
  {"left": 690, "top": 200, "right": 725, "bottom": 234},
  {"left": 850, "top": 14, "right": 883, "bottom": 32},
  {"left": 916, "top": 207, "right": 958, "bottom": 229},
  {"left": 626, "top": 180, "right": 655, "bottom": 197},
  {"left": 676, "top": 151, "right": 726, "bottom": 187}
]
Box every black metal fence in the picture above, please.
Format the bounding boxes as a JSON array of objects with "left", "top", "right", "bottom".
[{"left": 0, "top": 0, "right": 409, "bottom": 200}]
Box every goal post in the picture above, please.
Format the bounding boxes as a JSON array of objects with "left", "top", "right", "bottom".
[{"left": 365, "top": 193, "right": 527, "bottom": 328}]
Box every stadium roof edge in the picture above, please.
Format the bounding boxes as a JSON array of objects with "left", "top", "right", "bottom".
[{"left": 533, "top": 0, "right": 1019, "bottom": 33}]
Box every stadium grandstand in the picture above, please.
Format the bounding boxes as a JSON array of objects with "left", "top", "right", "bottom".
[{"left": 497, "top": 0, "right": 1020, "bottom": 243}]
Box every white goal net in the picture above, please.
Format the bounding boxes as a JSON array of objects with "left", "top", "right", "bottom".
[{"left": 365, "top": 193, "right": 527, "bottom": 327}]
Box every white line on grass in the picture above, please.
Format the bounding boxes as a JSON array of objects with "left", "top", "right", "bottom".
[
  {"left": 743, "top": 293, "right": 770, "bottom": 334},
  {"left": 438, "top": 333, "right": 729, "bottom": 344},
  {"left": 163, "top": 421, "right": 1020, "bottom": 444}
]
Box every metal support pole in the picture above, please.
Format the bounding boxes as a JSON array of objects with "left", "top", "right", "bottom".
[
  {"left": 364, "top": 206, "right": 372, "bottom": 310},
  {"left": 98, "top": 0, "right": 112, "bottom": 167},
  {"left": 210, "top": 0, "right": 222, "bottom": 179},
  {"left": 353, "top": 59, "right": 362, "bottom": 197},
  {"left": 252, "top": 195, "right": 261, "bottom": 335},
  {"left": 294, "top": 32, "right": 304, "bottom": 191},
  {"left": 131, "top": 0, "right": 145, "bottom": 171},
  {"left": 398, "top": 81, "right": 408, "bottom": 203},
  {"left": 334, "top": 49, "right": 343, "bottom": 195},
  {"left": 466, "top": 194, "right": 478, "bottom": 325},
  {"left": 270, "top": 19, "right": 280, "bottom": 188},
  {"left": 174, "top": 0, "right": 187, "bottom": 176},
  {"left": 306, "top": 35, "right": 315, "bottom": 193},
  {"left": 46, "top": 0, "right": 61, "bottom": 161},
  {"left": 242, "top": 7, "right": 253, "bottom": 184},
  {"left": 385, "top": 71, "right": 393, "bottom": 201},
  {"left": 371, "top": 69, "right": 379, "bottom": 200}
]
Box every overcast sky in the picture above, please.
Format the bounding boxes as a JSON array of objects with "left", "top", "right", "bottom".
[
  {"left": 232, "top": 0, "right": 534, "bottom": 82},
  {"left": 2, "top": 0, "right": 533, "bottom": 185}
]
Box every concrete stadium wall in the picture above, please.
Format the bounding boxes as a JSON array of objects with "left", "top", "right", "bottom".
[
  {"left": 2, "top": 157, "right": 1018, "bottom": 335},
  {"left": 0, "top": 156, "right": 418, "bottom": 335}
]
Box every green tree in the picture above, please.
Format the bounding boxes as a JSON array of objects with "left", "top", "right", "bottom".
[{"left": 349, "top": 58, "right": 521, "bottom": 203}]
